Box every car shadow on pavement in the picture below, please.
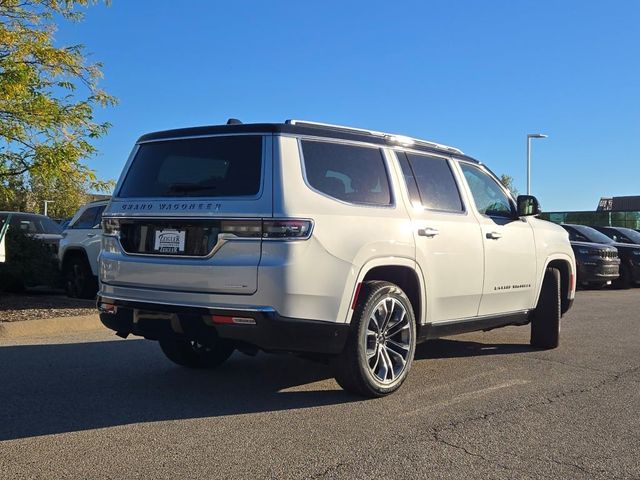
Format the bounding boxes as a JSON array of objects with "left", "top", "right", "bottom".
[
  {"left": 416, "top": 338, "right": 535, "bottom": 360},
  {"left": 0, "top": 338, "right": 356, "bottom": 441},
  {"left": 0, "top": 336, "right": 535, "bottom": 441}
]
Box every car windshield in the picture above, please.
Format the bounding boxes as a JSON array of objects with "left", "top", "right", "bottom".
[
  {"left": 614, "top": 227, "right": 640, "bottom": 244},
  {"left": 571, "top": 225, "right": 615, "bottom": 244}
]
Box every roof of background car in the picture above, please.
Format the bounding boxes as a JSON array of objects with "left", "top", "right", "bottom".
[
  {"left": 136, "top": 122, "right": 481, "bottom": 164},
  {"left": 0, "top": 211, "right": 47, "bottom": 217}
]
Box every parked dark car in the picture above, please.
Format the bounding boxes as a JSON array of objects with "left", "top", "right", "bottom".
[
  {"left": 0, "top": 212, "right": 63, "bottom": 256},
  {"left": 562, "top": 224, "right": 640, "bottom": 288},
  {"left": 592, "top": 226, "right": 640, "bottom": 246},
  {"left": 569, "top": 241, "right": 619, "bottom": 289}
]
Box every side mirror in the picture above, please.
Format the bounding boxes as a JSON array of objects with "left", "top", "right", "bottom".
[{"left": 517, "top": 195, "right": 541, "bottom": 216}]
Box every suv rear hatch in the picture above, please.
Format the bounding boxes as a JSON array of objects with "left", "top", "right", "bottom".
[{"left": 102, "top": 134, "right": 271, "bottom": 295}]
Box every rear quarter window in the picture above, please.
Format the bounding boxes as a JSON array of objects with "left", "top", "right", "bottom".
[
  {"left": 301, "top": 140, "right": 392, "bottom": 206},
  {"left": 118, "top": 135, "right": 263, "bottom": 198}
]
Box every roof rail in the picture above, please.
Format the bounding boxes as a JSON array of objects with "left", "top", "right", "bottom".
[{"left": 285, "top": 119, "right": 463, "bottom": 154}]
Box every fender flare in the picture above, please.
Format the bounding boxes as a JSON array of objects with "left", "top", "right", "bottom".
[
  {"left": 341, "top": 257, "right": 427, "bottom": 325},
  {"left": 534, "top": 253, "right": 576, "bottom": 307}
]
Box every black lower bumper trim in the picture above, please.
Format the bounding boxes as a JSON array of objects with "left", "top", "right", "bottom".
[{"left": 97, "top": 297, "right": 349, "bottom": 355}]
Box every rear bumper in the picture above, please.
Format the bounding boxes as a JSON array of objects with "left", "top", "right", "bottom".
[{"left": 97, "top": 296, "right": 349, "bottom": 355}]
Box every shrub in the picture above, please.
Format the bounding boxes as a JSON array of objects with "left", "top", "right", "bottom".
[{"left": 0, "top": 229, "right": 62, "bottom": 292}]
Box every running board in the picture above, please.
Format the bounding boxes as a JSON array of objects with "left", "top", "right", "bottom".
[{"left": 417, "top": 311, "right": 531, "bottom": 342}]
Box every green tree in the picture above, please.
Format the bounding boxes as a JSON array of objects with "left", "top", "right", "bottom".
[
  {"left": 499, "top": 174, "right": 519, "bottom": 197},
  {"left": 0, "top": 0, "right": 115, "bottom": 215}
]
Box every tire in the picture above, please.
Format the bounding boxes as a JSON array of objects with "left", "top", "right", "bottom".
[
  {"left": 331, "top": 281, "right": 416, "bottom": 398},
  {"left": 530, "top": 267, "right": 561, "bottom": 349},
  {"left": 64, "top": 254, "right": 98, "bottom": 299},
  {"left": 159, "top": 337, "right": 234, "bottom": 369},
  {"left": 613, "top": 264, "right": 631, "bottom": 289}
]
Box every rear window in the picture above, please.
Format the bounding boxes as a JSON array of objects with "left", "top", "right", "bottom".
[
  {"left": 301, "top": 140, "right": 392, "bottom": 206},
  {"left": 118, "top": 136, "right": 263, "bottom": 198}
]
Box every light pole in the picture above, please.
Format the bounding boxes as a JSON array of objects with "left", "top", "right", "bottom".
[
  {"left": 527, "top": 133, "right": 548, "bottom": 195},
  {"left": 44, "top": 200, "right": 54, "bottom": 217}
]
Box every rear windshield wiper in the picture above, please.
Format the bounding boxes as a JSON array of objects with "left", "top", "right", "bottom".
[{"left": 167, "top": 183, "right": 218, "bottom": 194}]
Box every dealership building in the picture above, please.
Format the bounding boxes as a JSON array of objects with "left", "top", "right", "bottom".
[{"left": 539, "top": 195, "right": 640, "bottom": 229}]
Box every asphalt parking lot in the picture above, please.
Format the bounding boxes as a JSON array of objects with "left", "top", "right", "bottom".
[{"left": 0, "top": 289, "right": 638, "bottom": 479}]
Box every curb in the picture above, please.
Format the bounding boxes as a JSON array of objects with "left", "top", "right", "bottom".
[{"left": 0, "top": 314, "right": 102, "bottom": 339}]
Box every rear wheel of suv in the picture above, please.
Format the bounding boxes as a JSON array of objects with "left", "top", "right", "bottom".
[
  {"left": 64, "top": 254, "right": 98, "bottom": 299},
  {"left": 530, "top": 267, "right": 561, "bottom": 349},
  {"left": 331, "top": 281, "right": 416, "bottom": 397},
  {"left": 159, "top": 337, "right": 235, "bottom": 369}
]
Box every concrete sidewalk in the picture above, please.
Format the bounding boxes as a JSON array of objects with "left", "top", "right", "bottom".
[{"left": 0, "top": 314, "right": 101, "bottom": 339}]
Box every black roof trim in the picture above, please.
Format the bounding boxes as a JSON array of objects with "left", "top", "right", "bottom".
[{"left": 136, "top": 123, "right": 479, "bottom": 163}]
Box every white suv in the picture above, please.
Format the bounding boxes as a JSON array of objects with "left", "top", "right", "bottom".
[
  {"left": 59, "top": 200, "right": 108, "bottom": 298},
  {"left": 98, "top": 120, "right": 576, "bottom": 397}
]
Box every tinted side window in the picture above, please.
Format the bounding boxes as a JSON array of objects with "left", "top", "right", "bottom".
[
  {"left": 72, "top": 207, "right": 100, "bottom": 229},
  {"left": 460, "top": 163, "right": 514, "bottom": 217},
  {"left": 403, "top": 153, "right": 463, "bottom": 212},
  {"left": 11, "top": 215, "right": 40, "bottom": 233},
  {"left": 395, "top": 152, "right": 421, "bottom": 206},
  {"left": 301, "top": 141, "right": 392, "bottom": 206}
]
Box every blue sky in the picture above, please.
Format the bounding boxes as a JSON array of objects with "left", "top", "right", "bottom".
[{"left": 56, "top": 0, "right": 639, "bottom": 211}]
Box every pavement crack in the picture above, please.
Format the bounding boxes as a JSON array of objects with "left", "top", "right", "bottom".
[
  {"left": 525, "top": 355, "right": 611, "bottom": 374},
  {"left": 309, "top": 462, "right": 347, "bottom": 479},
  {"left": 544, "top": 456, "right": 608, "bottom": 478},
  {"left": 425, "top": 365, "right": 639, "bottom": 475}
]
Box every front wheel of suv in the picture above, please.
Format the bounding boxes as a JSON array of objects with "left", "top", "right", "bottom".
[
  {"left": 331, "top": 281, "right": 416, "bottom": 397},
  {"left": 530, "top": 267, "right": 561, "bottom": 349},
  {"left": 159, "top": 337, "right": 235, "bottom": 369}
]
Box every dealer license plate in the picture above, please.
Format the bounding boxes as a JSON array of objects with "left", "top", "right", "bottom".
[{"left": 154, "top": 229, "right": 186, "bottom": 253}]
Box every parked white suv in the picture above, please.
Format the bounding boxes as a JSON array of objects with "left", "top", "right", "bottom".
[
  {"left": 98, "top": 120, "right": 576, "bottom": 397},
  {"left": 59, "top": 200, "right": 108, "bottom": 298}
]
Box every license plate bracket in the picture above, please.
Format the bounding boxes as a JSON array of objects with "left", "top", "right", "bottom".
[{"left": 154, "top": 229, "right": 186, "bottom": 253}]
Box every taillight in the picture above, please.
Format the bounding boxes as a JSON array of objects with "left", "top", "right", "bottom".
[
  {"left": 102, "top": 218, "right": 120, "bottom": 236},
  {"left": 220, "top": 220, "right": 262, "bottom": 238},
  {"left": 262, "top": 219, "right": 312, "bottom": 239}
]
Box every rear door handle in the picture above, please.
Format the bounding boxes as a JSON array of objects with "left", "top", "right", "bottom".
[
  {"left": 418, "top": 227, "right": 440, "bottom": 238},
  {"left": 486, "top": 231, "right": 502, "bottom": 240},
  {"left": 87, "top": 233, "right": 96, "bottom": 238}
]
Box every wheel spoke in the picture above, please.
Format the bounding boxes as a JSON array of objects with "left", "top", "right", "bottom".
[
  {"left": 366, "top": 344, "right": 378, "bottom": 361},
  {"left": 386, "top": 345, "right": 407, "bottom": 366},
  {"left": 375, "top": 348, "right": 387, "bottom": 381},
  {"left": 381, "top": 347, "right": 396, "bottom": 381},
  {"left": 380, "top": 298, "right": 395, "bottom": 332},
  {"left": 386, "top": 312, "right": 408, "bottom": 337},
  {"left": 386, "top": 338, "right": 410, "bottom": 353}
]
